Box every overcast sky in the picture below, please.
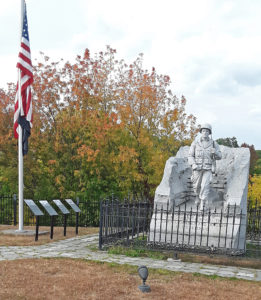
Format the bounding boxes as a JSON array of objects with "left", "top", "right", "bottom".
[{"left": 0, "top": 0, "right": 260, "bottom": 148}]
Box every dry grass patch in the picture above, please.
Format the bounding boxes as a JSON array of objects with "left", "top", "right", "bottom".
[
  {"left": 0, "top": 225, "right": 99, "bottom": 246},
  {"left": 180, "top": 252, "right": 261, "bottom": 270},
  {"left": 0, "top": 258, "right": 260, "bottom": 300}
]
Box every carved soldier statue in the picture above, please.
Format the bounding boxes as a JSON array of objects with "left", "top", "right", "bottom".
[{"left": 188, "top": 123, "right": 222, "bottom": 210}]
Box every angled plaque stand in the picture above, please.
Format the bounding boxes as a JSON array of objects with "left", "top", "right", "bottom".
[
  {"left": 39, "top": 200, "right": 58, "bottom": 239},
  {"left": 65, "top": 199, "right": 81, "bottom": 235},
  {"left": 53, "top": 199, "right": 70, "bottom": 236},
  {"left": 24, "top": 199, "right": 44, "bottom": 241}
]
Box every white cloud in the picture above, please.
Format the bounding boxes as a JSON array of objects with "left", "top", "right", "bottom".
[
  {"left": 0, "top": 55, "right": 18, "bottom": 89},
  {"left": 0, "top": 0, "right": 18, "bottom": 16},
  {"left": 0, "top": 0, "right": 261, "bottom": 148}
]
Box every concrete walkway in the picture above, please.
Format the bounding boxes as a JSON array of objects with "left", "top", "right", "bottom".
[{"left": 0, "top": 234, "right": 260, "bottom": 282}]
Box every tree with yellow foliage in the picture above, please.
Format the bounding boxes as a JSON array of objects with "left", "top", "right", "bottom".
[{"left": 248, "top": 175, "right": 261, "bottom": 206}]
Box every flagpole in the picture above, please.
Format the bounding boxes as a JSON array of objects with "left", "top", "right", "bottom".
[{"left": 18, "top": 0, "right": 25, "bottom": 231}]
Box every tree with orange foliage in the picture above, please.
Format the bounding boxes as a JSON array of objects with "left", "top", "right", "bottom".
[{"left": 0, "top": 46, "right": 197, "bottom": 201}]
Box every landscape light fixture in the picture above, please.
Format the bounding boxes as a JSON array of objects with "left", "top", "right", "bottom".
[{"left": 138, "top": 265, "right": 151, "bottom": 293}]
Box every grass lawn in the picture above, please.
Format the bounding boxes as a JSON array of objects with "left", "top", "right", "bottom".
[
  {"left": 0, "top": 258, "right": 260, "bottom": 300},
  {"left": 0, "top": 225, "right": 99, "bottom": 246},
  {"left": 107, "top": 245, "right": 261, "bottom": 270},
  {"left": 1, "top": 226, "right": 261, "bottom": 299}
]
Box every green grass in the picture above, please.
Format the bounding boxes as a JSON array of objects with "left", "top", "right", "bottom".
[
  {"left": 107, "top": 245, "right": 168, "bottom": 260},
  {"left": 87, "top": 259, "right": 243, "bottom": 281},
  {"left": 192, "top": 272, "right": 239, "bottom": 281},
  {"left": 246, "top": 243, "right": 261, "bottom": 250},
  {"left": 105, "top": 243, "right": 261, "bottom": 270}
]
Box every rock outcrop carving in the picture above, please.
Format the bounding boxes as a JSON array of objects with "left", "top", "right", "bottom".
[{"left": 150, "top": 145, "right": 250, "bottom": 251}]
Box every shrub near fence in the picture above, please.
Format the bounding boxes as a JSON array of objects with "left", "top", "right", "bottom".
[{"left": 0, "top": 195, "right": 100, "bottom": 227}]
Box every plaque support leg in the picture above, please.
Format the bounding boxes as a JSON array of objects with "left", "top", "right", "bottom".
[
  {"left": 64, "top": 214, "right": 67, "bottom": 236},
  {"left": 50, "top": 216, "right": 54, "bottom": 239},
  {"left": 35, "top": 216, "right": 39, "bottom": 241},
  {"left": 76, "top": 212, "right": 79, "bottom": 235}
]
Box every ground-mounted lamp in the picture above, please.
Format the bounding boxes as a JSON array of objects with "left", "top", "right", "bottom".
[{"left": 138, "top": 265, "right": 151, "bottom": 293}]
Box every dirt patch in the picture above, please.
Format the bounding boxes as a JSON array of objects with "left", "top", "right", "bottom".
[
  {"left": 0, "top": 225, "right": 99, "bottom": 246},
  {"left": 0, "top": 259, "right": 260, "bottom": 300}
]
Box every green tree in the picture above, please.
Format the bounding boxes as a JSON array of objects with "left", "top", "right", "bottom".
[
  {"left": 0, "top": 47, "right": 198, "bottom": 201},
  {"left": 216, "top": 137, "right": 239, "bottom": 148}
]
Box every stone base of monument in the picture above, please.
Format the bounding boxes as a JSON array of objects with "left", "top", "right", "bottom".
[{"left": 148, "top": 209, "right": 247, "bottom": 252}]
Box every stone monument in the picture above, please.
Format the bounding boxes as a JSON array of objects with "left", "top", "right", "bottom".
[{"left": 149, "top": 124, "right": 250, "bottom": 252}]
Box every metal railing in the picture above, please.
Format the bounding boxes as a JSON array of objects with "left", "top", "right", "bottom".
[
  {"left": 99, "top": 199, "right": 261, "bottom": 257},
  {"left": 99, "top": 199, "right": 150, "bottom": 249},
  {"left": 0, "top": 195, "right": 100, "bottom": 227},
  {"left": 246, "top": 199, "right": 261, "bottom": 257},
  {"left": 0, "top": 195, "right": 16, "bottom": 225}
]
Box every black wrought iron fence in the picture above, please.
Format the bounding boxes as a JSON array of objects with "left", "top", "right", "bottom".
[
  {"left": 246, "top": 199, "right": 261, "bottom": 257},
  {"left": 0, "top": 195, "right": 16, "bottom": 225},
  {"left": 0, "top": 195, "right": 100, "bottom": 227},
  {"left": 99, "top": 199, "right": 261, "bottom": 257},
  {"left": 247, "top": 199, "right": 261, "bottom": 239},
  {"left": 99, "top": 199, "right": 151, "bottom": 248}
]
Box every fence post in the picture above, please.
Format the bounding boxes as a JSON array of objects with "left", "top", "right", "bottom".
[
  {"left": 131, "top": 204, "right": 135, "bottom": 240},
  {"left": 237, "top": 208, "right": 243, "bottom": 249},
  {"left": 182, "top": 202, "right": 187, "bottom": 245},
  {"left": 200, "top": 204, "right": 205, "bottom": 246},
  {"left": 218, "top": 207, "right": 223, "bottom": 248},
  {"left": 225, "top": 204, "right": 230, "bottom": 248},
  {"left": 127, "top": 200, "right": 130, "bottom": 245},
  {"left": 165, "top": 201, "right": 169, "bottom": 243},
  {"left": 99, "top": 200, "right": 104, "bottom": 250},
  {"left": 230, "top": 204, "right": 237, "bottom": 249},
  {"left": 153, "top": 204, "right": 158, "bottom": 245},
  {"left": 13, "top": 194, "right": 17, "bottom": 226},
  {"left": 76, "top": 196, "right": 79, "bottom": 234},
  {"left": 159, "top": 205, "right": 163, "bottom": 243}
]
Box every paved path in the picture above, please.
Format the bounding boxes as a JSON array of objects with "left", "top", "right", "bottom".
[{"left": 0, "top": 234, "right": 261, "bottom": 282}]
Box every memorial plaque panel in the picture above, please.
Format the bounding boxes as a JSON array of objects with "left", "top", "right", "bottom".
[
  {"left": 24, "top": 199, "right": 44, "bottom": 216},
  {"left": 39, "top": 200, "right": 58, "bottom": 216},
  {"left": 65, "top": 199, "right": 81, "bottom": 213},
  {"left": 53, "top": 199, "right": 70, "bottom": 214}
]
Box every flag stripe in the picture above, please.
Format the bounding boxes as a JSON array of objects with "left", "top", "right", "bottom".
[
  {"left": 19, "top": 47, "right": 31, "bottom": 60},
  {"left": 21, "top": 38, "right": 31, "bottom": 52},
  {"left": 16, "top": 62, "right": 33, "bottom": 76},
  {"left": 18, "top": 53, "right": 32, "bottom": 66},
  {"left": 14, "top": 1, "right": 33, "bottom": 143}
]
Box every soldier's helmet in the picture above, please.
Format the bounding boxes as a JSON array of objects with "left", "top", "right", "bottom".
[{"left": 200, "top": 123, "right": 212, "bottom": 134}]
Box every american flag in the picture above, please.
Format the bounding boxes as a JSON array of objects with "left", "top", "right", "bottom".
[{"left": 14, "top": 1, "right": 33, "bottom": 155}]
